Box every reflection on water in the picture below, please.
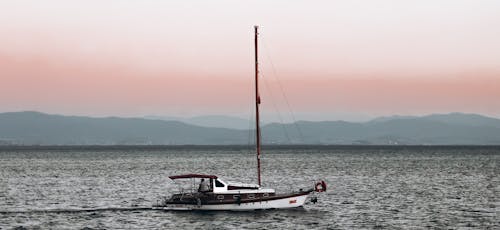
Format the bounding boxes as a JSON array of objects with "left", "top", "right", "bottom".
[{"left": 0, "top": 146, "right": 498, "bottom": 229}]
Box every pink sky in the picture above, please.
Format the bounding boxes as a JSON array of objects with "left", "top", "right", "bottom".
[{"left": 1, "top": 0, "right": 500, "bottom": 120}]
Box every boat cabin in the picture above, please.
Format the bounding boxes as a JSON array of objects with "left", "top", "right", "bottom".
[{"left": 168, "top": 174, "right": 275, "bottom": 195}]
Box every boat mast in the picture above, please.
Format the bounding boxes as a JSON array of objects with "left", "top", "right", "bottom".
[{"left": 254, "top": 25, "right": 261, "bottom": 187}]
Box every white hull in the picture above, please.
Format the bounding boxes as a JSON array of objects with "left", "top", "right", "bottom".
[{"left": 153, "top": 193, "right": 309, "bottom": 211}]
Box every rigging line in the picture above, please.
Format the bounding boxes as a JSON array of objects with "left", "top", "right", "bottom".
[
  {"left": 260, "top": 71, "right": 292, "bottom": 144},
  {"left": 262, "top": 38, "right": 305, "bottom": 144}
]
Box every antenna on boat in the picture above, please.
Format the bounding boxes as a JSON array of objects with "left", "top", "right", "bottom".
[{"left": 254, "top": 25, "right": 262, "bottom": 187}]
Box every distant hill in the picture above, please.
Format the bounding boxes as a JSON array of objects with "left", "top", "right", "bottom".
[
  {"left": 369, "top": 113, "right": 500, "bottom": 128},
  {"left": 265, "top": 114, "right": 500, "bottom": 145},
  {"left": 0, "top": 111, "right": 247, "bottom": 145},
  {"left": 1, "top": 111, "right": 500, "bottom": 145},
  {"left": 144, "top": 115, "right": 251, "bottom": 130},
  {"left": 420, "top": 113, "right": 500, "bottom": 128}
]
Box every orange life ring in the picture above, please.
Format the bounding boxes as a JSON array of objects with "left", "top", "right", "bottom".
[{"left": 315, "top": 180, "right": 327, "bottom": 192}]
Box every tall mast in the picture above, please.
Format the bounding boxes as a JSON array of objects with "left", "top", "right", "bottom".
[{"left": 254, "top": 25, "right": 261, "bottom": 186}]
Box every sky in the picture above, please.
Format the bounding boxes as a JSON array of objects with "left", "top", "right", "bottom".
[{"left": 1, "top": 0, "right": 499, "bottom": 121}]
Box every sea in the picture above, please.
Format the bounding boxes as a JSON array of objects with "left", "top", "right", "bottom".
[{"left": 0, "top": 145, "right": 498, "bottom": 229}]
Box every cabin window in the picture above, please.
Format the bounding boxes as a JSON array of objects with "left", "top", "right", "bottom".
[
  {"left": 233, "top": 195, "right": 241, "bottom": 200},
  {"left": 217, "top": 195, "right": 225, "bottom": 200},
  {"left": 215, "top": 179, "right": 224, "bottom": 187},
  {"left": 247, "top": 194, "right": 255, "bottom": 199},
  {"left": 262, "top": 193, "right": 269, "bottom": 197}
]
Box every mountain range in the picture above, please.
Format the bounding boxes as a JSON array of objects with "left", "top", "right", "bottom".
[
  {"left": 144, "top": 115, "right": 251, "bottom": 130},
  {"left": 1, "top": 111, "right": 500, "bottom": 145}
]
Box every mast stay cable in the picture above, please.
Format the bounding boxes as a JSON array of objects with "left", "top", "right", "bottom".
[
  {"left": 261, "top": 71, "right": 292, "bottom": 144},
  {"left": 262, "top": 37, "right": 306, "bottom": 144}
]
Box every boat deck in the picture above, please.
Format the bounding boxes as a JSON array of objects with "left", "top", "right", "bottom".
[{"left": 164, "top": 189, "right": 313, "bottom": 205}]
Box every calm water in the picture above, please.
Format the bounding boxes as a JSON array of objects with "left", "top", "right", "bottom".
[{"left": 0, "top": 146, "right": 498, "bottom": 229}]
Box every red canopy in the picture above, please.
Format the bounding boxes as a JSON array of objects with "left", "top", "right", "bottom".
[{"left": 168, "top": 174, "right": 218, "bottom": 180}]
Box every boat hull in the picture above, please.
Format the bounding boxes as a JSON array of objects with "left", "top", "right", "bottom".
[{"left": 153, "top": 193, "right": 309, "bottom": 211}]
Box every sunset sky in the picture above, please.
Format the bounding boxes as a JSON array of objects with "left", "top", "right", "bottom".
[{"left": 1, "top": 0, "right": 499, "bottom": 121}]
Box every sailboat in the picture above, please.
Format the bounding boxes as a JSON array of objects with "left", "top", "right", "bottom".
[{"left": 153, "top": 26, "right": 326, "bottom": 211}]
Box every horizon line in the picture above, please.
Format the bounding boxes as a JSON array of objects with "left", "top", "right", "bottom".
[{"left": 2, "top": 110, "right": 500, "bottom": 122}]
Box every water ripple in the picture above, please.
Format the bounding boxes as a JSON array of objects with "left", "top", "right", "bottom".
[{"left": 1, "top": 146, "right": 498, "bottom": 229}]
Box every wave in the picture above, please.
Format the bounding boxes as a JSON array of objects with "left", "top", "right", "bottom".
[{"left": 0, "top": 207, "right": 154, "bottom": 214}]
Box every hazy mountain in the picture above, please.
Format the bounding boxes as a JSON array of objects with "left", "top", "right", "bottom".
[
  {"left": 369, "top": 113, "right": 500, "bottom": 128},
  {"left": 258, "top": 113, "right": 500, "bottom": 145},
  {"left": 1, "top": 111, "right": 500, "bottom": 145},
  {"left": 368, "top": 115, "right": 418, "bottom": 123},
  {"left": 144, "top": 115, "right": 251, "bottom": 130},
  {"left": 0, "top": 111, "right": 247, "bottom": 145},
  {"left": 421, "top": 113, "right": 500, "bottom": 128}
]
